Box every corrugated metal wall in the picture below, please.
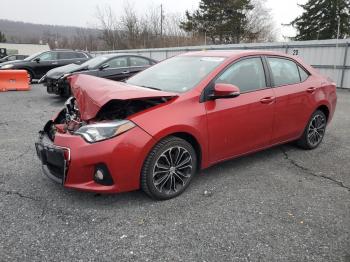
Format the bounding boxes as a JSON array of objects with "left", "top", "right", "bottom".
[{"left": 92, "top": 39, "right": 350, "bottom": 88}]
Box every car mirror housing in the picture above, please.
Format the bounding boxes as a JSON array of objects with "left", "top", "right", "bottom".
[
  {"left": 99, "top": 63, "right": 109, "bottom": 70},
  {"left": 209, "top": 83, "right": 240, "bottom": 100},
  {"left": 34, "top": 58, "right": 40, "bottom": 63}
]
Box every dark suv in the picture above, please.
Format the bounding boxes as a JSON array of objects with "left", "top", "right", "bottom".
[{"left": 0, "top": 50, "right": 91, "bottom": 82}]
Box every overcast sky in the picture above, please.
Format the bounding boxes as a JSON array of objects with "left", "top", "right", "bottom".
[{"left": 0, "top": 0, "right": 307, "bottom": 41}]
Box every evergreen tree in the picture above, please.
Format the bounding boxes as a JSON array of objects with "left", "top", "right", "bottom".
[
  {"left": 291, "top": 0, "right": 350, "bottom": 40},
  {"left": 0, "top": 31, "right": 6, "bottom": 42},
  {"left": 180, "top": 0, "right": 253, "bottom": 44}
]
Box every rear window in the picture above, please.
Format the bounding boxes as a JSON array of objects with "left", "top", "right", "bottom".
[
  {"left": 267, "top": 57, "right": 300, "bottom": 86},
  {"left": 298, "top": 66, "right": 309, "bottom": 82},
  {"left": 59, "top": 52, "right": 77, "bottom": 60},
  {"left": 130, "top": 57, "right": 150, "bottom": 66},
  {"left": 76, "top": 53, "right": 88, "bottom": 59}
]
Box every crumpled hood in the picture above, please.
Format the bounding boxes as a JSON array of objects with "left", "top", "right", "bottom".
[
  {"left": 46, "top": 63, "right": 86, "bottom": 79},
  {"left": 69, "top": 74, "right": 178, "bottom": 121}
]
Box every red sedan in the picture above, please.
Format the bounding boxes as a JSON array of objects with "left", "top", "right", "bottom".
[{"left": 35, "top": 51, "right": 337, "bottom": 200}]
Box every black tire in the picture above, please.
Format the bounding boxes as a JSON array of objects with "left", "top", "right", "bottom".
[
  {"left": 26, "top": 70, "right": 34, "bottom": 83},
  {"left": 297, "top": 110, "right": 327, "bottom": 150},
  {"left": 141, "top": 136, "right": 197, "bottom": 200}
]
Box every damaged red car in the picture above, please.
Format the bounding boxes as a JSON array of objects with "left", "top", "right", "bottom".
[{"left": 35, "top": 51, "right": 337, "bottom": 200}]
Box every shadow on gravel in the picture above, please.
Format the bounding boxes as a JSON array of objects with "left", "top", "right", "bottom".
[
  {"left": 42, "top": 144, "right": 290, "bottom": 206},
  {"left": 49, "top": 96, "right": 67, "bottom": 106}
]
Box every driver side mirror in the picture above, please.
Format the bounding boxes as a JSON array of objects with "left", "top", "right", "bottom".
[
  {"left": 209, "top": 83, "right": 240, "bottom": 100},
  {"left": 99, "top": 63, "right": 109, "bottom": 70},
  {"left": 33, "top": 58, "right": 40, "bottom": 63}
]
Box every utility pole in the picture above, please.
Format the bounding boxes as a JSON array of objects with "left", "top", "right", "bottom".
[
  {"left": 334, "top": 16, "right": 341, "bottom": 86},
  {"left": 160, "top": 4, "right": 163, "bottom": 37}
]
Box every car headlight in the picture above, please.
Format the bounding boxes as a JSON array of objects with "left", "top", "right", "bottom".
[
  {"left": 1, "top": 64, "right": 14, "bottom": 69},
  {"left": 61, "top": 73, "right": 71, "bottom": 79},
  {"left": 75, "top": 120, "right": 136, "bottom": 143}
]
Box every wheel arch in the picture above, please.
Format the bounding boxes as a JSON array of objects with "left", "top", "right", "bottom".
[
  {"left": 166, "top": 132, "right": 202, "bottom": 172},
  {"left": 18, "top": 67, "right": 35, "bottom": 79},
  {"left": 316, "top": 104, "right": 330, "bottom": 121}
]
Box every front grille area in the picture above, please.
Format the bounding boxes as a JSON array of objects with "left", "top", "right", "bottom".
[{"left": 35, "top": 134, "right": 68, "bottom": 184}]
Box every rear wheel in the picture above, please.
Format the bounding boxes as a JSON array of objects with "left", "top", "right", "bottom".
[
  {"left": 297, "top": 110, "right": 327, "bottom": 149},
  {"left": 141, "top": 136, "right": 197, "bottom": 200}
]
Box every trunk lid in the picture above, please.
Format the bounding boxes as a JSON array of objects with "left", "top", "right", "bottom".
[{"left": 69, "top": 74, "right": 177, "bottom": 120}]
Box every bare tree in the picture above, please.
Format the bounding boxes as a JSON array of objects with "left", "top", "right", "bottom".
[
  {"left": 95, "top": 2, "right": 205, "bottom": 50},
  {"left": 244, "top": 0, "right": 276, "bottom": 42},
  {"left": 96, "top": 5, "right": 123, "bottom": 49}
]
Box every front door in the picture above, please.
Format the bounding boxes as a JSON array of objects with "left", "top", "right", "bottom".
[
  {"left": 205, "top": 57, "right": 275, "bottom": 163},
  {"left": 32, "top": 51, "right": 59, "bottom": 78}
]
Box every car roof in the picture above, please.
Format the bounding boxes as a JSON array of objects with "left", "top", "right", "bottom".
[
  {"left": 180, "top": 50, "right": 295, "bottom": 59},
  {"left": 97, "top": 53, "right": 154, "bottom": 59}
]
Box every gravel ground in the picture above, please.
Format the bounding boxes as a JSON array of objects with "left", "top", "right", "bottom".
[{"left": 0, "top": 84, "right": 349, "bottom": 262}]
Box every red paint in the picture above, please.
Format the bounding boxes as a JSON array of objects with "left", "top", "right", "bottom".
[
  {"left": 69, "top": 75, "right": 177, "bottom": 121},
  {"left": 48, "top": 50, "right": 336, "bottom": 193}
]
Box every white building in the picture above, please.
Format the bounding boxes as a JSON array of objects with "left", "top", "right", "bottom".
[{"left": 0, "top": 42, "right": 50, "bottom": 56}]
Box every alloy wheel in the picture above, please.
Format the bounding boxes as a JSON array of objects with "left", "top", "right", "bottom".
[
  {"left": 152, "top": 146, "right": 193, "bottom": 195},
  {"left": 307, "top": 114, "right": 326, "bottom": 147}
]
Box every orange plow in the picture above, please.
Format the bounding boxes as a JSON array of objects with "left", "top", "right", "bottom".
[{"left": 0, "top": 70, "right": 31, "bottom": 92}]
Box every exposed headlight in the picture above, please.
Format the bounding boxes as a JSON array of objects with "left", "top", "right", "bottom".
[
  {"left": 1, "top": 64, "right": 14, "bottom": 69},
  {"left": 75, "top": 120, "right": 136, "bottom": 143}
]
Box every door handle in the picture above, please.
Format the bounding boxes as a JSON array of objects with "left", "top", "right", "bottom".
[
  {"left": 122, "top": 71, "right": 130, "bottom": 74},
  {"left": 306, "top": 87, "right": 317, "bottom": 93},
  {"left": 51, "top": 62, "right": 58, "bottom": 65},
  {"left": 260, "top": 96, "right": 275, "bottom": 104}
]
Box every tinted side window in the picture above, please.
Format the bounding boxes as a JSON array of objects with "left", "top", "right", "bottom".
[
  {"left": 59, "top": 52, "right": 77, "bottom": 60},
  {"left": 130, "top": 57, "right": 150, "bottom": 66},
  {"left": 298, "top": 66, "right": 309, "bottom": 82},
  {"left": 216, "top": 57, "right": 266, "bottom": 93},
  {"left": 107, "top": 57, "right": 128, "bottom": 68},
  {"left": 38, "top": 52, "right": 58, "bottom": 61},
  {"left": 8, "top": 55, "right": 16, "bottom": 61},
  {"left": 267, "top": 57, "right": 300, "bottom": 86},
  {"left": 76, "top": 53, "right": 87, "bottom": 59}
]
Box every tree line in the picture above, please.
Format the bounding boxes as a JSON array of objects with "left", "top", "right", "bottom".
[{"left": 0, "top": 0, "right": 349, "bottom": 50}]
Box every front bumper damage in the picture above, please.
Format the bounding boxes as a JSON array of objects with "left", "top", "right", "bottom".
[
  {"left": 35, "top": 131, "right": 70, "bottom": 184},
  {"left": 35, "top": 119, "right": 156, "bottom": 193},
  {"left": 45, "top": 77, "right": 71, "bottom": 96}
]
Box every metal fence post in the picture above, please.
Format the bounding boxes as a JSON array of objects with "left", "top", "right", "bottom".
[
  {"left": 285, "top": 44, "right": 289, "bottom": 54},
  {"left": 340, "top": 42, "right": 349, "bottom": 88}
]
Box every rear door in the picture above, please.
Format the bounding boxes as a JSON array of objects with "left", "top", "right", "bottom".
[
  {"left": 98, "top": 56, "right": 130, "bottom": 81},
  {"left": 58, "top": 52, "right": 80, "bottom": 67},
  {"left": 266, "top": 56, "right": 316, "bottom": 144},
  {"left": 205, "top": 57, "right": 275, "bottom": 163},
  {"left": 128, "top": 56, "right": 152, "bottom": 77}
]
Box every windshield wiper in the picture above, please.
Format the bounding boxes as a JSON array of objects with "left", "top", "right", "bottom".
[{"left": 139, "top": 85, "right": 162, "bottom": 91}]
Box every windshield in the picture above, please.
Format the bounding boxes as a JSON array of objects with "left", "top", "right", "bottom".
[
  {"left": 80, "top": 56, "right": 109, "bottom": 69},
  {"left": 24, "top": 52, "right": 42, "bottom": 61},
  {"left": 126, "top": 56, "right": 226, "bottom": 93}
]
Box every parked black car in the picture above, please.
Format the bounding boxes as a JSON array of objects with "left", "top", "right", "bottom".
[
  {"left": 0, "top": 49, "right": 91, "bottom": 82},
  {"left": 42, "top": 54, "right": 157, "bottom": 97},
  {"left": 0, "top": 54, "right": 28, "bottom": 63}
]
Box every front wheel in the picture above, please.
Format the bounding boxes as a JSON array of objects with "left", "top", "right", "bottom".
[
  {"left": 26, "top": 70, "right": 34, "bottom": 83},
  {"left": 297, "top": 110, "right": 327, "bottom": 149},
  {"left": 141, "top": 136, "right": 197, "bottom": 200}
]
